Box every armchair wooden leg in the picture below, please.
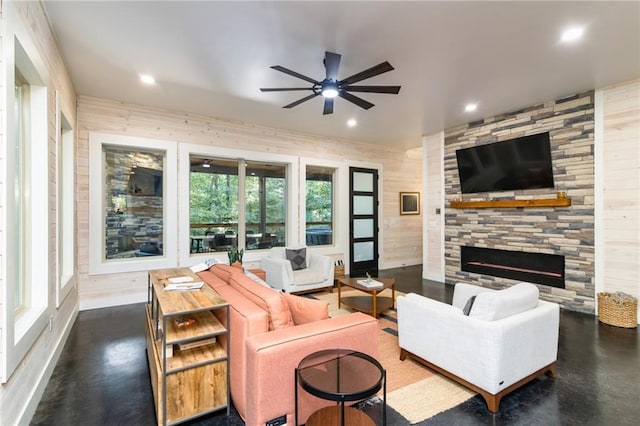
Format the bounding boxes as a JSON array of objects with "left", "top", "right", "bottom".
[
  {"left": 482, "top": 392, "right": 500, "bottom": 413},
  {"left": 399, "top": 348, "right": 408, "bottom": 361},
  {"left": 546, "top": 364, "right": 557, "bottom": 378}
]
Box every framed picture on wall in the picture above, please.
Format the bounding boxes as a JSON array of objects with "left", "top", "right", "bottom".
[{"left": 400, "top": 192, "right": 420, "bottom": 215}]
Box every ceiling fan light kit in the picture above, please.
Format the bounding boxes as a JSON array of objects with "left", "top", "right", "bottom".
[
  {"left": 260, "top": 51, "right": 401, "bottom": 115},
  {"left": 321, "top": 81, "right": 339, "bottom": 98}
]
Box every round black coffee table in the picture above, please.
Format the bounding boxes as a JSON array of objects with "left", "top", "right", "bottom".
[{"left": 295, "top": 349, "right": 386, "bottom": 426}]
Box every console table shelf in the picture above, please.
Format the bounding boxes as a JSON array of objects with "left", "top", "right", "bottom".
[{"left": 450, "top": 197, "right": 571, "bottom": 209}]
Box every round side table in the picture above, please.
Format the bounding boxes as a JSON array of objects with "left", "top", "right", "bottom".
[{"left": 295, "top": 349, "right": 386, "bottom": 426}]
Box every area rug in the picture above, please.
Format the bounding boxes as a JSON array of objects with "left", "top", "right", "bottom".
[{"left": 310, "top": 289, "right": 476, "bottom": 424}]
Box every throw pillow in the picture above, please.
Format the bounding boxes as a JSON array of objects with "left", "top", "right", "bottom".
[
  {"left": 468, "top": 282, "right": 539, "bottom": 321},
  {"left": 463, "top": 295, "right": 476, "bottom": 316},
  {"left": 286, "top": 248, "right": 307, "bottom": 271},
  {"left": 282, "top": 293, "right": 329, "bottom": 324}
]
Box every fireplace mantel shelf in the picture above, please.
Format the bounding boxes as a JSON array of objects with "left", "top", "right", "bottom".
[{"left": 451, "top": 197, "right": 572, "bottom": 209}]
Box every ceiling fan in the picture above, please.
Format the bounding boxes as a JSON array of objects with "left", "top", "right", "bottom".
[{"left": 260, "top": 51, "right": 401, "bottom": 115}]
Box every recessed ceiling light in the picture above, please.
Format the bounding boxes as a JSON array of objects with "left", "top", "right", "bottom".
[
  {"left": 561, "top": 27, "right": 584, "bottom": 43},
  {"left": 347, "top": 118, "right": 357, "bottom": 127},
  {"left": 139, "top": 74, "right": 156, "bottom": 85},
  {"left": 465, "top": 103, "right": 477, "bottom": 112}
]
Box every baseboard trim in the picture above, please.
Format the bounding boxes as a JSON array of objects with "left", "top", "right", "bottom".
[
  {"left": 18, "top": 305, "right": 79, "bottom": 425},
  {"left": 79, "top": 291, "right": 147, "bottom": 311},
  {"left": 381, "top": 259, "right": 422, "bottom": 270}
]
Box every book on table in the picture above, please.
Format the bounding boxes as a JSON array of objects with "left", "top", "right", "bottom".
[
  {"left": 168, "top": 276, "right": 195, "bottom": 283},
  {"left": 356, "top": 279, "right": 384, "bottom": 289},
  {"left": 177, "top": 337, "right": 217, "bottom": 352},
  {"left": 163, "top": 281, "right": 204, "bottom": 291}
]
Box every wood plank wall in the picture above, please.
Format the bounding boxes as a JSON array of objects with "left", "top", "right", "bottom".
[
  {"left": 0, "top": 1, "right": 78, "bottom": 423},
  {"left": 76, "top": 97, "right": 423, "bottom": 308},
  {"left": 601, "top": 79, "right": 640, "bottom": 319}
]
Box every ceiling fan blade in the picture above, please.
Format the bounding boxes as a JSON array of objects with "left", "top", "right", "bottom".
[
  {"left": 339, "top": 91, "right": 374, "bottom": 110},
  {"left": 324, "top": 51, "right": 341, "bottom": 81},
  {"left": 343, "top": 85, "right": 401, "bottom": 94},
  {"left": 271, "top": 65, "right": 319, "bottom": 84},
  {"left": 340, "top": 61, "right": 395, "bottom": 85},
  {"left": 323, "top": 97, "right": 334, "bottom": 115},
  {"left": 283, "top": 92, "right": 320, "bottom": 109},
  {"left": 260, "top": 87, "right": 314, "bottom": 92}
]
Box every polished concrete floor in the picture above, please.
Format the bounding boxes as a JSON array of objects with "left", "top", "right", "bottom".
[{"left": 31, "top": 265, "right": 639, "bottom": 425}]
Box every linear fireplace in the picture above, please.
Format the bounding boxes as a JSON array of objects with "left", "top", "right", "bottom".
[{"left": 461, "top": 246, "right": 565, "bottom": 289}]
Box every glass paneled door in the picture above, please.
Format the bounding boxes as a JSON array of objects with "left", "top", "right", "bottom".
[{"left": 349, "top": 167, "right": 379, "bottom": 277}]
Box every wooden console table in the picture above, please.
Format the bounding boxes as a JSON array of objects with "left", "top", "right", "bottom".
[{"left": 145, "top": 268, "right": 229, "bottom": 426}]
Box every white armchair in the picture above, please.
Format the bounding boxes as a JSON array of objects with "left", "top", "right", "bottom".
[
  {"left": 397, "top": 282, "right": 559, "bottom": 413},
  {"left": 261, "top": 246, "right": 335, "bottom": 293}
]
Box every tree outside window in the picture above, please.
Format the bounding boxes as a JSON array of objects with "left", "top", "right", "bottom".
[
  {"left": 306, "top": 166, "right": 334, "bottom": 246},
  {"left": 189, "top": 157, "right": 286, "bottom": 253}
]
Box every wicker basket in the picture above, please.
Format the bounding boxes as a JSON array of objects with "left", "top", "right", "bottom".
[
  {"left": 334, "top": 264, "right": 345, "bottom": 279},
  {"left": 597, "top": 292, "right": 638, "bottom": 328}
]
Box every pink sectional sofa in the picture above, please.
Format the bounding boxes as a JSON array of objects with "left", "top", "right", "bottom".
[{"left": 197, "top": 264, "right": 379, "bottom": 426}]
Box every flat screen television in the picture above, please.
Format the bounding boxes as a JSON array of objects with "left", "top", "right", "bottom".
[
  {"left": 455, "top": 132, "right": 554, "bottom": 194},
  {"left": 127, "top": 167, "right": 163, "bottom": 196}
]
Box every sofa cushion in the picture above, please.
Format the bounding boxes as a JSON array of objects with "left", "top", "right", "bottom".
[
  {"left": 228, "top": 274, "right": 294, "bottom": 330},
  {"left": 244, "top": 270, "right": 270, "bottom": 288},
  {"left": 197, "top": 270, "right": 228, "bottom": 289},
  {"left": 281, "top": 293, "right": 329, "bottom": 324},
  {"left": 285, "top": 247, "right": 307, "bottom": 270},
  {"left": 291, "top": 269, "right": 326, "bottom": 286},
  {"left": 468, "top": 282, "right": 539, "bottom": 321},
  {"left": 209, "top": 264, "right": 236, "bottom": 283}
]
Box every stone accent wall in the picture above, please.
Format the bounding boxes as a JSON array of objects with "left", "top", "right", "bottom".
[
  {"left": 104, "top": 149, "right": 164, "bottom": 258},
  {"left": 444, "top": 91, "right": 595, "bottom": 313}
]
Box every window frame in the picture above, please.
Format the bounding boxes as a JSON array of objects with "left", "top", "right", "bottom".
[
  {"left": 179, "top": 144, "right": 299, "bottom": 266},
  {"left": 299, "top": 157, "right": 348, "bottom": 255},
  {"left": 88, "top": 132, "right": 178, "bottom": 275},
  {"left": 1, "top": 18, "right": 52, "bottom": 382},
  {"left": 56, "top": 92, "right": 76, "bottom": 307},
  {"left": 303, "top": 165, "right": 336, "bottom": 247}
]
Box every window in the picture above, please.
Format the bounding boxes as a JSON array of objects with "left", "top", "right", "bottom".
[
  {"left": 13, "top": 66, "right": 28, "bottom": 312},
  {"left": 189, "top": 157, "right": 240, "bottom": 253},
  {"left": 104, "top": 147, "right": 165, "bottom": 260},
  {"left": 89, "top": 133, "right": 177, "bottom": 275},
  {"left": 57, "top": 104, "right": 75, "bottom": 307},
  {"left": 305, "top": 166, "right": 335, "bottom": 246},
  {"left": 188, "top": 156, "right": 287, "bottom": 253},
  {"left": 245, "top": 162, "right": 286, "bottom": 251},
  {"left": 2, "top": 34, "right": 50, "bottom": 382}
]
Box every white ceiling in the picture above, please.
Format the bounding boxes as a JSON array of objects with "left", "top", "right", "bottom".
[{"left": 44, "top": 1, "right": 640, "bottom": 149}]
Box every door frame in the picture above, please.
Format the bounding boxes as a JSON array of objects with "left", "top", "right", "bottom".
[{"left": 348, "top": 164, "right": 383, "bottom": 277}]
